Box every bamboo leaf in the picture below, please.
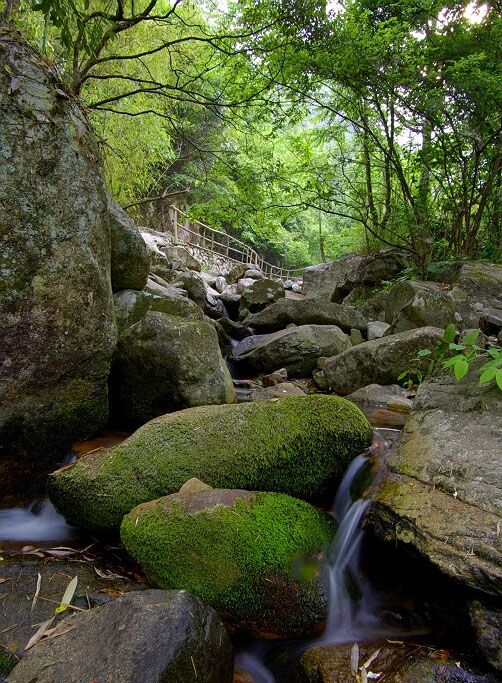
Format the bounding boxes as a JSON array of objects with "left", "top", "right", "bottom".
[
  {"left": 24, "top": 616, "right": 55, "bottom": 651},
  {"left": 55, "top": 576, "right": 78, "bottom": 615}
]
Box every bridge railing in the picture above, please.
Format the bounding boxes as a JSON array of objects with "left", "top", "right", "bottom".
[{"left": 169, "top": 205, "right": 303, "bottom": 281}]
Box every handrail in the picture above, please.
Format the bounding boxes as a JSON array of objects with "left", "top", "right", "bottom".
[{"left": 169, "top": 205, "right": 303, "bottom": 281}]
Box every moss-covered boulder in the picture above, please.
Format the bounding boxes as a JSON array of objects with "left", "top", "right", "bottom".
[
  {"left": 0, "top": 34, "right": 117, "bottom": 502},
  {"left": 109, "top": 311, "right": 236, "bottom": 428},
  {"left": 113, "top": 284, "right": 204, "bottom": 334},
  {"left": 49, "top": 395, "right": 373, "bottom": 534},
  {"left": 121, "top": 489, "right": 334, "bottom": 638}
]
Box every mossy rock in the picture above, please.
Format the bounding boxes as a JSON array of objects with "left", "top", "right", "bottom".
[
  {"left": 49, "top": 395, "right": 373, "bottom": 534},
  {"left": 121, "top": 489, "right": 335, "bottom": 638},
  {"left": 109, "top": 311, "right": 236, "bottom": 428}
]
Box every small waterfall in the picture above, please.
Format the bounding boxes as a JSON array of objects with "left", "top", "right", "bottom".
[
  {"left": 236, "top": 429, "right": 398, "bottom": 681},
  {"left": 0, "top": 499, "right": 76, "bottom": 543}
]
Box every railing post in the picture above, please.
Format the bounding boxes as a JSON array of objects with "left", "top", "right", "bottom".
[{"left": 173, "top": 207, "right": 179, "bottom": 243}]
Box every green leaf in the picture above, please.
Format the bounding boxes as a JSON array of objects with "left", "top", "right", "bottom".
[
  {"left": 479, "top": 367, "right": 496, "bottom": 384},
  {"left": 449, "top": 343, "right": 466, "bottom": 351},
  {"left": 496, "top": 368, "right": 502, "bottom": 392},
  {"left": 442, "top": 324, "right": 456, "bottom": 342},
  {"left": 416, "top": 349, "right": 432, "bottom": 357},
  {"left": 454, "top": 358, "right": 469, "bottom": 381},
  {"left": 462, "top": 329, "right": 480, "bottom": 346},
  {"left": 397, "top": 371, "right": 408, "bottom": 380}
]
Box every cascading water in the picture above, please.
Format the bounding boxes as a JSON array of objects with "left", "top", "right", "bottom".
[
  {"left": 235, "top": 428, "right": 400, "bottom": 682},
  {"left": 0, "top": 499, "right": 76, "bottom": 543}
]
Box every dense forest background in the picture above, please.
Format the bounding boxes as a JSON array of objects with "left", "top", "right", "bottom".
[{"left": 5, "top": 0, "right": 502, "bottom": 272}]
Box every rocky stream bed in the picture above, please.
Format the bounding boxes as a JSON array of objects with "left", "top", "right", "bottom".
[{"left": 1, "top": 30, "right": 502, "bottom": 683}]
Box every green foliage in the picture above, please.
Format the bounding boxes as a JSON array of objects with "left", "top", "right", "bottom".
[{"left": 398, "top": 325, "right": 502, "bottom": 392}]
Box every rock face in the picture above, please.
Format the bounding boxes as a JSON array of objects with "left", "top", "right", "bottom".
[
  {"left": 121, "top": 489, "right": 334, "bottom": 638},
  {"left": 109, "top": 311, "right": 236, "bottom": 428},
  {"left": 7, "top": 590, "right": 233, "bottom": 683},
  {"left": 108, "top": 195, "right": 149, "bottom": 291},
  {"left": 320, "top": 327, "right": 444, "bottom": 395},
  {"left": 0, "top": 34, "right": 117, "bottom": 500},
  {"left": 368, "top": 360, "right": 502, "bottom": 599},
  {"left": 49, "top": 395, "right": 373, "bottom": 534},
  {"left": 302, "top": 251, "right": 405, "bottom": 302},
  {"left": 239, "top": 278, "right": 285, "bottom": 316},
  {"left": 244, "top": 297, "right": 367, "bottom": 333},
  {"left": 113, "top": 282, "right": 204, "bottom": 334},
  {"left": 0, "top": 556, "right": 149, "bottom": 658},
  {"left": 385, "top": 280, "right": 455, "bottom": 334},
  {"left": 230, "top": 325, "right": 351, "bottom": 377}
]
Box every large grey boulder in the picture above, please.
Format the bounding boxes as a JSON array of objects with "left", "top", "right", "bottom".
[
  {"left": 109, "top": 311, "right": 236, "bottom": 428},
  {"left": 0, "top": 556, "right": 149, "bottom": 658},
  {"left": 113, "top": 281, "right": 204, "bottom": 334},
  {"left": 177, "top": 270, "right": 222, "bottom": 317},
  {"left": 302, "top": 251, "right": 405, "bottom": 302},
  {"left": 367, "top": 360, "right": 502, "bottom": 667},
  {"left": 320, "top": 327, "right": 444, "bottom": 394},
  {"left": 430, "top": 260, "right": 502, "bottom": 329},
  {"left": 385, "top": 280, "right": 456, "bottom": 334},
  {"left": 108, "top": 196, "right": 150, "bottom": 291},
  {"left": 0, "top": 34, "right": 117, "bottom": 501},
  {"left": 368, "top": 360, "right": 502, "bottom": 594},
  {"left": 229, "top": 325, "right": 351, "bottom": 377},
  {"left": 239, "top": 278, "right": 285, "bottom": 316},
  {"left": 302, "top": 253, "right": 364, "bottom": 301},
  {"left": 244, "top": 297, "right": 367, "bottom": 333},
  {"left": 7, "top": 590, "right": 233, "bottom": 683}
]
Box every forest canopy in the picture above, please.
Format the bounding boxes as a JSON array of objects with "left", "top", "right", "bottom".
[{"left": 3, "top": 0, "right": 502, "bottom": 271}]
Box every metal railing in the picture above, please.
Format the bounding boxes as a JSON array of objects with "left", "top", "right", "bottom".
[{"left": 169, "top": 205, "right": 303, "bottom": 281}]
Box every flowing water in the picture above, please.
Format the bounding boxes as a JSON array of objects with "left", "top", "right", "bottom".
[
  {"left": 235, "top": 428, "right": 401, "bottom": 682},
  {"left": 0, "top": 499, "right": 77, "bottom": 543}
]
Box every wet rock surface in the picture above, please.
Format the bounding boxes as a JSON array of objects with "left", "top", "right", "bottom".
[{"left": 7, "top": 590, "right": 233, "bottom": 683}]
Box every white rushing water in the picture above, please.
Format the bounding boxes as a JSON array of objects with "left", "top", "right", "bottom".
[
  {"left": 236, "top": 429, "right": 400, "bottom": 681},
  {"left": 0, "top": 500, "right": 76, "bottom": 543}
]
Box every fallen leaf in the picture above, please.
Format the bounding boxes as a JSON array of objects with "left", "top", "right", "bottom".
[
  {"left": 24, "top": 616, "right": 55, "bottom": 651},
  {"left": 31, "top": 572, "right": 41, "bottom": 613},
  {"left": 99, "top": 589, "right": 124, "bottom": 598},
  {"left": 351, "top": 642, "right": 359, "bottom": 676},
  {"left": 55, "top": 575, "right": 77, "bottom": 615},
  {"left": 361, "top": 648, "right": 380, "bottom": 671}
]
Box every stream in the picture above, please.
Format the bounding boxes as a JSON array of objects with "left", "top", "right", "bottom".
[{"left": 234, "top": 427, "right": 410, "bottom": 682}]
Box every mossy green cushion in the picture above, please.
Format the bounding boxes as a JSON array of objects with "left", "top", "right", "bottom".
[{"left": 121, "top": 489, "right": 335, "bottom": 636}]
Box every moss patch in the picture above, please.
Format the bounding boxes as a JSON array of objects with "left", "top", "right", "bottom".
[
  {"left": 49, "top": 394, "right": 373, "bottom": 534},
  {"left": 121, "top": 490, "right": 334, "bottom": 635},
  {"left": 0, "top": 647, "right": 17, "bottom": 675}
]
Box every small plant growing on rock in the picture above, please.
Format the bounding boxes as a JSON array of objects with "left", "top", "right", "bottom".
[{"left": 398, "top": 324, "right": 502, "bottom": 391}]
